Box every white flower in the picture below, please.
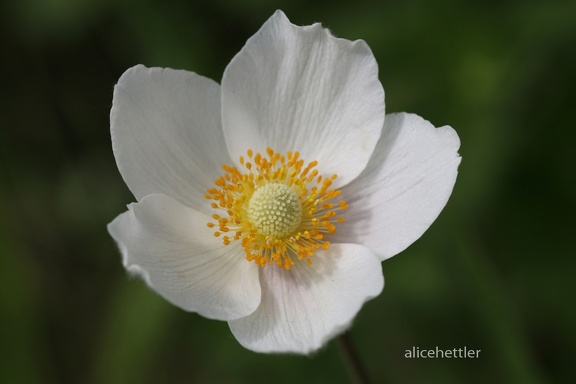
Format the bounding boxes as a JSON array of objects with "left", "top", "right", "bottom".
[{"left": 107, "top": 10, "right": 461, "bottom": 354}]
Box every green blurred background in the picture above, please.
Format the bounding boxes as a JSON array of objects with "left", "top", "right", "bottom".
[{"left": 1, "top": 0, "right": 575, "bottom": 383}]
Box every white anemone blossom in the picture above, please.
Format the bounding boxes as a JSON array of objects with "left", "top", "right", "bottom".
[{"left": 108, "top": 10, "right": 460, "bottom": 354}]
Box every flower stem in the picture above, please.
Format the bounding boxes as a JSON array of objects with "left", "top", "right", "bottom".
[{"left": 337, "top": 332, "right": 373, "bottom": 384}]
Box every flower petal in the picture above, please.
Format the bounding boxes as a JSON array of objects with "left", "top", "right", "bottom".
[
  {"left": 111, "top": 65, "right": 231, "bottom": 214},
  {"left": 228, "top": 243, "right": 383, "bottom": 354},
  {"left": 335, "top": 113, "right": 461, "bottom": 261},
  {"left": 221, "top": 10, "right": 385, "bottom": 188},
  {"left": 107, "top": 193, "right": 261, "bottom": 321}
]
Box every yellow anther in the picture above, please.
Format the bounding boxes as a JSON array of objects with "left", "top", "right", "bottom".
[{"left": 204, "top": 149, "right": 347, "bottom": 270}]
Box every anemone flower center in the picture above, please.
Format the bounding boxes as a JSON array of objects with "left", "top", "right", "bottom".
[
  {"left": 248, "top": 183, "right": 302, "bottom": 238},
  {"left": 205, "top": 148, "right": 348, "bottom": 270}
]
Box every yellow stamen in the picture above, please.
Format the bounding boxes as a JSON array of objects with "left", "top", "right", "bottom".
[{"left": 205, "top": 149, "right": 347, "bottom": 269}]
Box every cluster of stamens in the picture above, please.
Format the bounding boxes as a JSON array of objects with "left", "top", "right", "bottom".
[{"left": 205, "top": 148, "right": 348, "bottom": 270}]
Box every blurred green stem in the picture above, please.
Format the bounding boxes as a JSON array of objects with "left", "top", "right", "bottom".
[{"left": 337, "top": 332, "right": 373, "bottom": 384}]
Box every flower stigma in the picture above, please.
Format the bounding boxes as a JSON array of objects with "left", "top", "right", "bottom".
[{"left": 205, "top": 148, "right": 348, "bottom": 270}]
